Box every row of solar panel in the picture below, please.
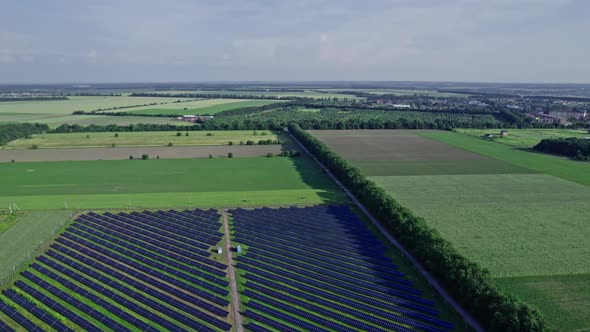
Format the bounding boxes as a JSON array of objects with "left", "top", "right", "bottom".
[
  {"left": 232, "top": 211, "right": 380, "bottom": 243},
  {"left": 48, "top": 243, "right": 229, "bottom": 329},
  {"left": 244, "top": 250, "right": 417, "bottom": 295},
  {"left": 76, "top": 215, "right": 226, "bottom": 269},
  {"left": 108, "top": 212, "right": 221, "bottom": 245},
  {"left": 233, "top": 231, "right": 402, "bottom": 277},
  {"left": 128, "top": 212, "right": 221, "bottom": 238},
  {"left": 246, "top": 282, "right": 452, "bottom": 331},
  {"left": 27, "top": 267, "right": 132, "bottom": 332},
  {"left": 232, "top": 220, "right": 387, "bottom": 255},
  {"left": 68, "top": 224, "right": 227, "bottom": 285},
  {"left": 0, "top": 298, "right": 41, "bottom": 332},
  {"left": 245, "top": 244, "right": 407, "bottom": 284},
  {"left": 232, "top": 232, "right": 392, "bottom": 271},
  {"left": 4, "top": 289, "right": 73, "bottom": 332},
  {"left": 140, "top": 210, "right": 221, "bottom": 231},
  {"left": 232, "top": 220, "right": 392, "bottom": 264},
  {"left": 82, "top": 213, "right": 217, "bottom": 251},
  {"left": 73, "top": 218, "right": 227, "bottom": 274},
  {"left": 56, "top": 236, "right": 230, "bottom": 305},
  {"left": 239, "top": 259, "right": 435, "bottom": 315},
  {"left": 245, "top": 272, "right": 442, "bottom": 324},
  {"left": 245, "top": 290, "right": 390, "bottom": 332},
  {"left": 40, "top": 252, "right": 228, "bottom": 331}
]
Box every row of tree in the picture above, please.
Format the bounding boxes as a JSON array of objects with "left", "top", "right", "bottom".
[
  {"left": 0, "top": 96, "right": 68, "bottom": 102},
  {"left": 130, "top": 92, "right": 293, "bottom": 100},
  {"left": 534, "top": 137, "right": 590, "bottom": 160},
  {"left": 288, "top": 123, "right": 550, "bottom": 331},
  {"left": 0, "top": 123, "right": 48, "bottom": 145}
]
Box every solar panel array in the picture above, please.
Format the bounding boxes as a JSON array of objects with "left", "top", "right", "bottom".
[
  {"left": 0, "top": 208, "right": 232, "bottom": 332},
  {"left": 231, "top": 205, "right": 455, "bottom": 332}
]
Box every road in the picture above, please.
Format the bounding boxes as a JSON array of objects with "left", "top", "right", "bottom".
[
  {"left": 286, "top": 128, "right": 484, "bottom": 332},
  {"left": 222, "top": 210, "right": 243, "bottom": 332}
]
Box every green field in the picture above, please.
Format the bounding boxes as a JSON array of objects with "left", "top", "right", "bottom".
[
  {"left": 457, "top": 128, "right": 590, "bottom": 148},
  {"left": 0, "top": 211, "right": 72, "bottom": 282},
  {"left": 5, "top": 130, "right": 281, "bottom": 148},
  {"left": 0, "top": 96, "right": 185, "bottom": 115},
  {"left": 423, "top": 131, "right": 590, "bottom": 186},
  {"left": 0, "top": 114, "right": 197, "bottom": 128},
  {"left": 0, "top": 157, "right": 345, "bottom": 211},
  {"left": 370, "top": 174, "right": 590, "bottom": 277},
  {"left": 126, "top": 99, "right": 283, "bottom": 116},
  {"left": 495, "top": 274, "right": 590, "bottom": 331}
]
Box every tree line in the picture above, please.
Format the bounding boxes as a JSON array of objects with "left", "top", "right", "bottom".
[
  {"left": 130, "top": 92, "right": 293, "bottom": 100},
  {"left": 534, "top": 137, "right": 590, "bottom": 160},
  {"left": 288, "top": 123, "right": 550, "bottom": 331},
  {"left": 0, "top": 96, "right": 68, "bottom": 102},
  {"left": 0, "top": 123, "right": 49, "bottom": 145}
]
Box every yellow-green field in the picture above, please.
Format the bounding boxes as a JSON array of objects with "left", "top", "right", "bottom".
[
  {"left": 457, "top": 128, "right": 590, "bottom": 148},
  {"left": 125, "top": 99, "right": 283, "bottom": 115},
  {"left": 4, "top": 130, "right": 281, "bottom": 149},
  {"left": 0, "top": 96, "right": 187, "bottom": 115}
]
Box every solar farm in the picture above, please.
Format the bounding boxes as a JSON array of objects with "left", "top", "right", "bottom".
[
  {"left": 231, "top": 206, "right": 454, "bottom": 332},
  {"left": 0, "top": 209, "right": 232, "bottom": 331},
  {"left": 0, "top": 205, "right": 462, "bottom": 331}
]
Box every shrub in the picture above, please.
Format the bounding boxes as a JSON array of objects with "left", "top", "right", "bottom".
[
  {"left": 115, "top": 133, "right": 119, "bottom": 137},
  {"left": 31, "top": 144, "right": 38, "bottom": 149},
  {"left": 129, "top": 155, "right": 133, "bottom": 159},
  {"left": 142, "top": 154, "right": 149, "bottom": 160},
  {"left": 156, "top": 155, "right": 160, "bottom": 159},
  {"left": 185, "top": 132, "right": 189, "bottom": 136},
  {"left": 246, "top": 140, "right": 255, "bottom": 145},
  {"left": 86, "top": 134, "right": 90, "bottom": 138},
  {"left": 176, "top": 132, "right": 182, "bottom": 137},
  {"left": 206, "top": 133, "right": 214, "bottom": 136},
  {"left": 228, "top": 152, "right": 233, "bottom": 158},
  {"left": 266, "top": 152, "right": 274, "bottom": 157},
  {"left": 209, "top": 154, "right": 213, "bottom": 159},
  {"left": 111, "top": 143, "right": 116, "bottom": 148},
  {"left": 228, "top": 141, "right": 233, "bottom": 146},
  {"left": 168, "top": 142, "right": 173, "bottom": 147}
]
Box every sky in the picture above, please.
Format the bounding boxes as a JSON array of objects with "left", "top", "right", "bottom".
[{"left": 0, "top": 0, "right": 588, "bottom": 83}]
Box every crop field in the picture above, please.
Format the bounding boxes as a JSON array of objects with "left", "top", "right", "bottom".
[
  {"left": 423, "top": 131, "right": 590, "bottom": 186},
  {"left": 0, "top": 145, "right": 288, "bottom": 162},
  {"left": 4, "top": 130, "right": 282, "bottom": 149},
  {"left": 0, "top": 157, "right": 345, "bottom": 210},
  {"left": 0, "top": 209, "right": 233, "bottom": 331},
  {"left": 231, "top": 205, "right": 459, "bottom": 331},
  {"left": 310, "top": 130, "right": 532, "bottom": 176},
  {"left": 310, "top": 129, "right": 590, "bottom": 330},
  {"left": 457, "top": 128, "right": 590, "bottom": 148},
  {"left": 0, "top": 96, "right": 186, "bottom": 115},
  {"left": 126, "top": 99, "right": 283, "bottom": 116}
]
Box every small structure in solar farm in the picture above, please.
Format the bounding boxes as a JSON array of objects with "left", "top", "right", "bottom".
[{"left": 217, "top": 246, "right": 223, "bottom": 254}]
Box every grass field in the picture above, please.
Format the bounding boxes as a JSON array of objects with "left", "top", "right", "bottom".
[
  {"left": 457, "top": 128, "right": 590, "bottom": 148},
  {"left": 0, "top": 157, "right": 345, "bottom": 211},
  {"left": 5, "top": 130, "right": 281, "bottom": 149},
  {"left": 0, "top": 114, "right": 196, "bottom": 128},
  {"left": 0, "top": 211, "right": 71, "bottom": 281},
  {"left": 423, "top": 131, "right": 590, "bottom": 186},
  {"left": 126, "top": 99, "right": 283, "bottom": 116}
]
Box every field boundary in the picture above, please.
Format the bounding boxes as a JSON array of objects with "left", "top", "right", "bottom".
[{"left": 286, "top": 128, "right": 484, "bottom": 332}]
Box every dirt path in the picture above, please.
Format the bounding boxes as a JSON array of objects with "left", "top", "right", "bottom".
[{"left": 223, "top": 210, "right": 243, "bottom": 332}]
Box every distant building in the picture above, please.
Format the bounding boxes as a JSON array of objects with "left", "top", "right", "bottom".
[
  {"left": 392, "top": 104, "right": 411, "bottom": 109},
  {"left": 176, "top": 115, "right": 214, "bottom": 123},
  {"left": 500, "top": 130, "right": 509, "bottom": 137}
]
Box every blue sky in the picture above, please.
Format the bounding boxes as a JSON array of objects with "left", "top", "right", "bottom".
[{"left": 0, "top": 0, "right": 588, "bottom": 83}]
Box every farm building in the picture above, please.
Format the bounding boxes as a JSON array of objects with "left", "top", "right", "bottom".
[
  {"left": 176, "top": 115, "right": 214, "bottom": 123},
  {"left": 500, "top": 130, "right": 509, "bottom": 137}
]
